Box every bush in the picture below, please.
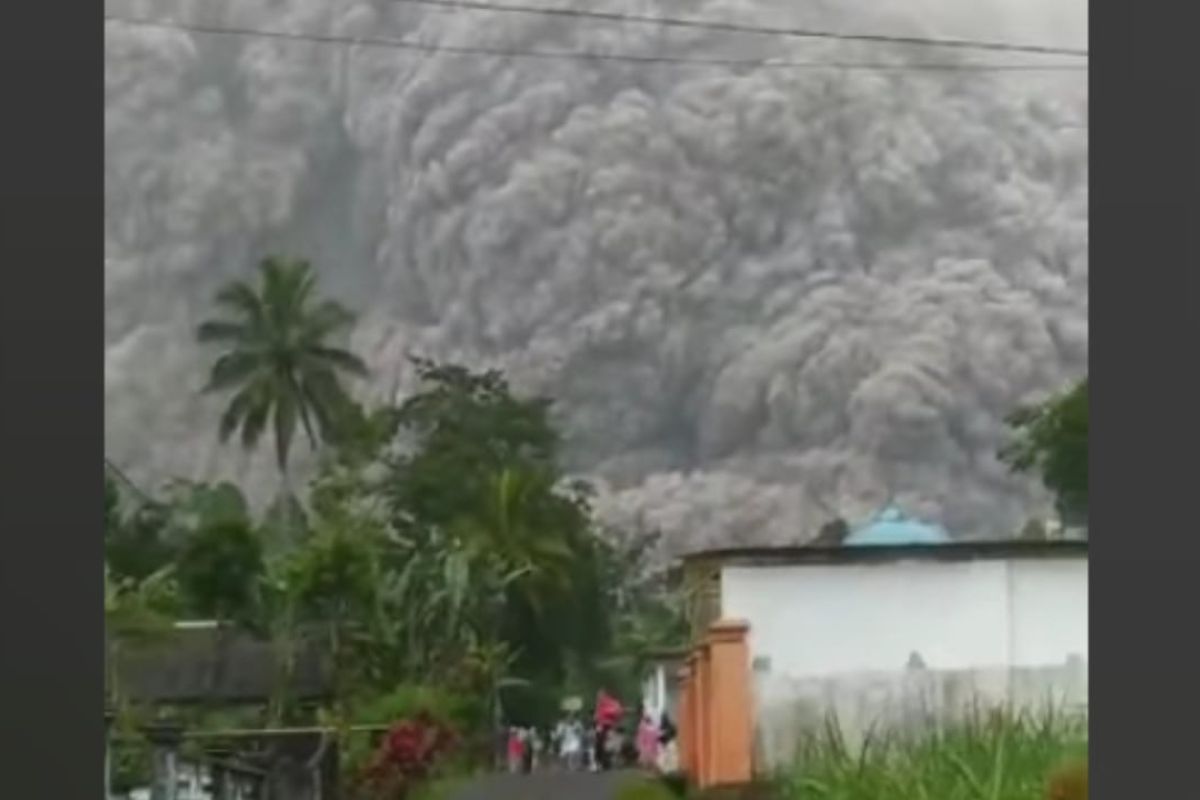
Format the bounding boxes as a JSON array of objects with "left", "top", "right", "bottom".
[
  {"left": 357, "top": 712, "right": 460, "bottom": 800},
  {"left": 616, "top": 776, "right": 682, "bottom": 800},
  {"left": 658, "top": 771, "right": 689, "bottom": 797},
  {"left": 339, "top": 686, "right": 484, "bottom": 795},
  {"left": 351, "top": 685, "right": 482, "bottom": 730}
]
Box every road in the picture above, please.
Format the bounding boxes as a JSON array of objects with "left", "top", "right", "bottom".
[{"left": 448, "top": 769, "right": 646, "bottom": 800}]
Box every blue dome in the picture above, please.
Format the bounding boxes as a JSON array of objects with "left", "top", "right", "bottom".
[{"left": 844, "top": 505, "right": 950, "bottom": 546}]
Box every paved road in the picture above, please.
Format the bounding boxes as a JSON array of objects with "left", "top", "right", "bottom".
[{"left": 448, "top": 769, "right": 645, "bottom": 800}]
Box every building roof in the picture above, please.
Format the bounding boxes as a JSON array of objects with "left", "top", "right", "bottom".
[
  {"left": 680, "top": 538, "right": 1087, "bottom": 569},
  {"left": 108, "top": 623, "right": 333, "bottom": 705},
  {"left": 844, "top": 505, "right": 950, "bottom": 546}
]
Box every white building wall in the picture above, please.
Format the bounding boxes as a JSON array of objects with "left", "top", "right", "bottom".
[
  {"left": 722, "top": 560, "right": 1012, "bottom": 677},
  {"left": 719, "top": 555, "right": 1088, "bottom": 770},
  {"left": 1007, "top": 558, "right": 1088, "bottom": 666}
]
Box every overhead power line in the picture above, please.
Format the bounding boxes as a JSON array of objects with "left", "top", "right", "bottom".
[
  {"left": 395, "top": 0, "right": 1088, "bottom": 58},
  {"left": 105, "top": 457, "right": 158, "bottom": 508},
  {"left": 105, "top": 16, "right": 1087, "bottom": 73}
]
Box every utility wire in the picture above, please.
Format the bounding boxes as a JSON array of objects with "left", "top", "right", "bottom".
[
  {"left": 105, "top": 457, "right": 159, "bottom": 508},
  {"left": 394, "top": 0, "right": 1088, "bottom": 58},
  {"left": 105, "top": 15, "right": 1087, "bottom": 73}
]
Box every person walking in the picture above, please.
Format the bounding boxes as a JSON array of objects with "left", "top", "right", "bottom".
[
  {"left": 593, "top": 689, "right": 622, "bottom": 771},
  {"left": 583, "top": 725, "right": 597, "bottom": 772},
  {"left": 637, "top": 712, "right": 661, "bottom": 770},
  {"left": 506, "top": 727, "right": 524, "bottom": 774},
  {"left": 657, "top": 712, "right": 679, "bottom": 774},
  {"left": 521, "top": 728, "right": 535, "bottom": 774},
  {"left": 557, "top": 714, "right": 583, "bottom": 771}
]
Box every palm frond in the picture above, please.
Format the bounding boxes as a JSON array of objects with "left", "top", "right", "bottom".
[
  {"left": 304, "top": 346, "right": 369, "bottom": 377},
  {"left": 204, "top": 350, "right": 265, "bottom": 392},
  {"left": 285, "top": 374, "right": 318, "bottom": 448},
  {"left": 214, "top": 281, "right": 263, "bottom": 321},
  {"left": 300, "top": 301, "right": 356, "bottom": 342},
  {"left": 261, "top": 258, "right": 316, "bottom": 328},
  {"left": 301, "top": 369, "right": 357, "bottom": 440},
  {"left": 219, "top": 388, "right": 258, "bottom": 442},
  {"left": 240, "top": 388, "right": 273, "bottom": 450},
  {"left": 196, "top": 320, "right": 253, "bottom": 343}
]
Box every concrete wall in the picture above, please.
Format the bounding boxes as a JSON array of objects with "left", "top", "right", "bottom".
[{"left": 720, "top": 556, "right": 1088, "bottom": 771}]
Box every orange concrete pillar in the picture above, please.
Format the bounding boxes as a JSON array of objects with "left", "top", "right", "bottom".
[
  {"left": 695, "top": 640, "right": 712, "bottom": 787},
  {"left": 676, "top": 663, "right": 692, "bottom": 775},
  {"left": 704, "top": 619, "right": 754, "bottom": 787},
  {"left": 682, "top": 651, "right": 695, "bottom": 781}
]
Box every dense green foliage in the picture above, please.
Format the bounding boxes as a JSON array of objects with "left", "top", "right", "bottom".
[
  {"left": 1001, "top": 378, "right": 1088, "bottom": 525},
  {"left": 108, "top": 267, "right": 684, "bottom": 744},
  {"left": 105, "top": 475, "right": 176, "bottom": 582},
  {"left": 106, "top": 259, "right": 687, "bottom": 797}
]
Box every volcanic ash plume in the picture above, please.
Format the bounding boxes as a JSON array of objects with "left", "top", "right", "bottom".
[{"left": 105, "top": 0, "right": 1088, "bottom": 553}]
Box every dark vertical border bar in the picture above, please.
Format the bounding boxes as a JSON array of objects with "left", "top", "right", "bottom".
[
  {"left": 0, "top": 3, "right": 101, "bottom": 799},
  {"left": 1092, "top": 0, "right": 1198, "bottom": 796}
]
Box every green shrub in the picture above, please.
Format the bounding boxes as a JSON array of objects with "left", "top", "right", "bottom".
[
  {"left": 616, "top": 776, "right": 682, "bottom": 800},
  {"left": 339, "top": 684, "right": 485, "bottom": 792},
  {"left": 349, "top": 684, "right": 481, "bottom": 729},
  {"left": 658, "top": 771, "right": 689, "bottom": 797}
]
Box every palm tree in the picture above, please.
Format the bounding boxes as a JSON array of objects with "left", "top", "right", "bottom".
[
  {"left": 196, "top": 257, "right": 368, "bottom": 488},
  {"left": 453, "top": 468, "right": 576, "bottom": 624}
]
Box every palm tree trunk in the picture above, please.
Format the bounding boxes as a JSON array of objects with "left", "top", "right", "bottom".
[{"left": 277, "top": 459, "right": 305, "bottom": 548}]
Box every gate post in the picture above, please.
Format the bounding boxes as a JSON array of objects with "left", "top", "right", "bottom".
[
  {"left": 205, "top": 746, "right": 233, "bottom": 800},
  {"left": 676, "top": 661, "right": 692, "bottom": 776},
  {"left": 104, "top": 706, "right": 115, "bottom": 800},
  {"left": 694, "top": 640, "right": 711, "bottom": 787},
  {"left": 141, "top": 720, "right": 184, "bottom": 800},
  {"left": 704, "top": 619, "right": 753, "bottom": 787}
]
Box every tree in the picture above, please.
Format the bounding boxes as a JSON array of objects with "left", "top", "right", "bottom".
[
  {"left": 591, "top": 527, "right": 687, "bottom": 701},
  {"left": 176, "top": 519, "right": 264, "bottom": 624},
  {"left": 287, "top": 513, "right": 382, "bottom": 708},
  {"left": 374, "top": 359, "right": 620, "bottom": 719},
  {"left": 1000, "top": 378, "right": 1088, "bottom": 526},
  {"left": 104, "top": 470, "right": 177, "bottom": 583},
  {"left": 386, "top": 357, "right": 560, "bottom": 535},
  {"left": 196, "top": 257, "right": 368, "bottom": 487}
]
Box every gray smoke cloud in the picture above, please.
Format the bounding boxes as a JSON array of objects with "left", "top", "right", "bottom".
[{"left": 105, "top": 0, "right": 1088, "bottom": 554}]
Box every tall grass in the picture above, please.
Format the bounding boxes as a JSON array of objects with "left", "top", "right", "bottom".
[{"left": 778, "top": 707, "right": 1087, "bottom": 800}]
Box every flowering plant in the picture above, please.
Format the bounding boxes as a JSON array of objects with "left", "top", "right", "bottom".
[{"left": 361, "top": 711, "right": 459, "bottom": 799}]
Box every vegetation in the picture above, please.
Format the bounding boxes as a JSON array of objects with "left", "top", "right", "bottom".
[
  {"left": 1001, "top": 378, "right": 1088, "bottom": 526},
  {"left": 106, "top": 254, "right": 687, "bottom": 796},
  {"left": 195, "top": 257, "right": 368, "bottom": 483},
  {"left": 616, "top": 775, "right": 684, "bottom": 800},
  {"left": 777, "top": 710, "right": 1088, "bottom": 800}
]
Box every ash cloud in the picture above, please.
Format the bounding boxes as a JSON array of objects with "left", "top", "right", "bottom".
[{"left": 105, "top": 0, "right": 1088, "bottom": 553}]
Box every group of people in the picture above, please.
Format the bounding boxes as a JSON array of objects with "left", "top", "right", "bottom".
[{"left": 503, "top": 690, "right": 679, "bottom": 774}]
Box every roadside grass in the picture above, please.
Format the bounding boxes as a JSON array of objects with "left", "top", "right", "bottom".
[
  {"left": 778, "top": 707, "right": 1087, "bottom": 800},
  {"left": 616, "top": 773, "right": 684, "bottom": 800}
]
